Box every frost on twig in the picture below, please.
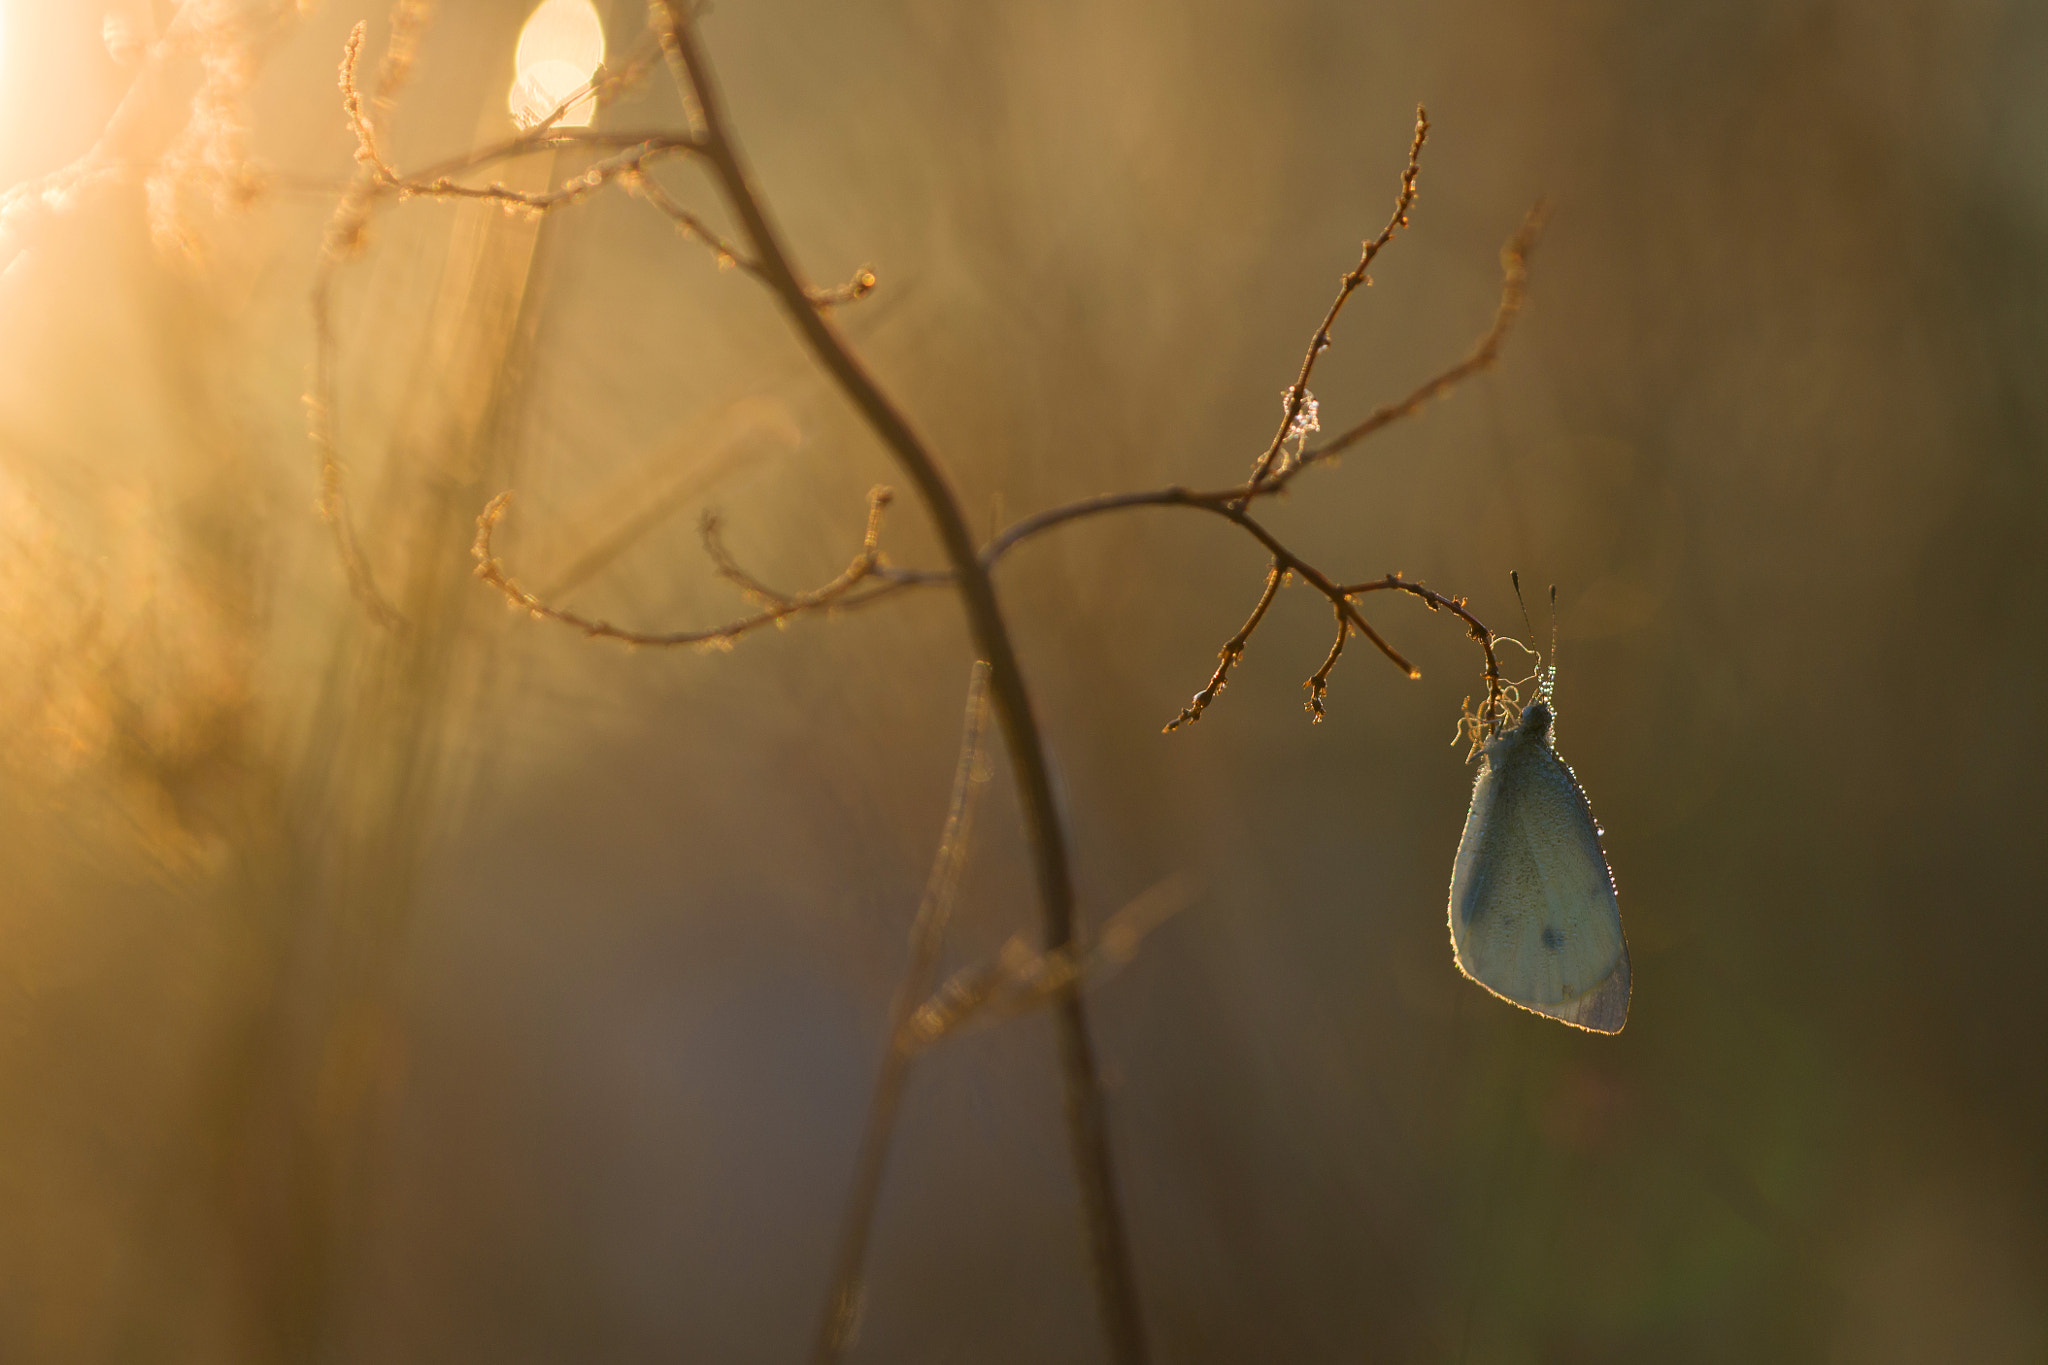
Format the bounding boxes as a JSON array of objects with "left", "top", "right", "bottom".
[{"left": 1274, "top": 386, "right": 1320, "bottom": 476}]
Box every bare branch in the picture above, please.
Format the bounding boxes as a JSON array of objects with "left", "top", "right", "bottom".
[
  {"left": 1304, "top": 601, "right": 1349, "bottom": 723},
  {"left": 699, "top": 509, "right": 796, "bottom": 606},
  {"left": 629, "top": 169, "right": 762, "bottom": 270},
  {"left": 325, "top": 23, "right": 699, "bottom": 249},
  {"left": 471, "top": 486, "right": 933, "bottom": 647},
  {"left": 384, "top": 141, "right": 699, "bottom": 215},
  {"left": 966, "top": 204, "right": 1543, "bottom": 728},
  {"left": 979, "top": 484, "right": 1222, "bottom": 568},
  {"left": 985, "top": 486, "right": 1422, "bottom": 724},
  {"left": 650, "top": 8, "right": 1150, "bottom": 1358},
  {"left": 347, "top": 2, "right": 1544, "bottom": 1347},
  {"left": 699, "top": 502, "right": 947, "bottom": 608},
  {"left": 977, "top": 204, "right": 1548, "bottom": 571},
  {"left": 815, "top": 663, "right": 994, "bottom": 1365},
  {"left": 313, "top": 17, "right": 712, "bottom": 630},
  {"left": 1292, "top": 199, "right": 1548, "bottom": 475},
  {"left": 1341, "top": 572, "right": 1509, "bottom": 741},
  {"left": 308, "top": 272, "right": 408, "bottom": 632},
  {"left": 338, "top": 23, "right": 399, "bottom": 185},
  {"left": 903, "top": 875, "right": 1197, "bottom": 1050},
  {"left": 401, "top": 127, "right": 701, "bottom": 183},
  {"left": 1241, "top": 107, "right": 1429, "bottom": 498},
  {"left": 1164, "top": 564, "right": 1283, "bottom": 732}
]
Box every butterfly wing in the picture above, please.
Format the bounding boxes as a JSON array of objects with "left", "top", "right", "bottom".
[{"left": 1448, "top": 727, "right": 1629, "bottom": 1033}]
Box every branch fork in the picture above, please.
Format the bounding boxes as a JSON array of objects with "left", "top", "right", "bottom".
[{"left": 314, "top": 7, "right": 1552, "bottom": 1360}]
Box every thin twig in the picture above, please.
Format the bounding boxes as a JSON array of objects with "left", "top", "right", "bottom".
[
  {"left": 339, "top": 20, "right": 873, "bottom": 301},
  {"left": 1221, "top": 506, "right": 1414, "bottom": 674},
  {"left": 402, "top": 127, "right": 702, "bottom": 182},
  {"left": 698, "top": 507, "right": 948, "bottom": 606},
  {"left": 1304, "top": 601, "right": 1349, "bottom": 722},
  {"left": 305, "top": 24, "right": 413, "bottom": 630},
  {"left": 313, "top": 18, "right": 714, "bottom": 629},
  {"left": 386, "top": 3, "right": 1542, "bottom": 1341},
  {"left": 652, "top": 8, "right": 1151, "bottom": 1360},
  {"left": 339, "top": 23, "right": 399, "bottom": 184},
  {"left": 1163, "top": 564, "right": 1283, "bottom": 731},
  {"left": 699, "top": 509, "right": 795, "bottom": 605},
  {"left": 1241, "top": 108, "right": 1428, "bottom": 499},
  {"left": 1341, "top": 572, "right": 1508, "bottom": 739},
  {"left": 309, "top": 255, "right": 408, "bottom": 633},
  {"left": 986, "top": 486, "right": 1418, "bottom": 688},
  {"left": 814, "top": 663, "right": 994, "bottom": 1364},
  {"left": 471, "top": 487, "right": 925, "bottom": 646},
  {"left": 987, "top": 489, "right": 1456, "bottom": 726},
  {"left": 630, "top": 171, "right": 761, "bottom": 270},
  {"left": 382, "top": 140, "right": 702, "bottom": 216},
  {"left": 1291, "top": 200, "right": 1548, "bottom": 476},
  {"left": 903, "top": 875, "right": 1197, "bottom": 1051},
  {"left": 966, "top": 203, "right": 1540, "bottom": 727},
  {"left": 977, "top": 207, "right": 1547, "bottom": 567}
]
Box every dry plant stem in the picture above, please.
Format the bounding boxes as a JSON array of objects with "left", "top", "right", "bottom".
[
  {"left": 979, "top": 207, "right": 1544, "bottom": 563},
  {"left": 314, "top": 22, "right": 772, "bottom": 632},
  {"left": 629, "top": 173, "right": 878, "bottom": 304},
  {"left": 309, "top": 24, "right": 412, "bottom": 631},
  {"left": 814, "top": 664, "right": 993, "bottom": 1365},
  {"left": 1305, "top": 601, "right": 1349, "bottom": 722},
  {"left": 904, "top": 876, "right": 1195, "bottom": 1053},
  {"left": 629, "top": 173, "right": 760, "bottom": 273},
  {"left": 425, "top": 6, "right": 1528, "bottom": 1342},
  {"left": 1240, "top": 108, "right": 1428, "bottom": 500},
  {"left": 1291, "top": 200, "right": 1547, "bottom": 476},
  {"left": 653, "top": 9, "right": 1150, "bottom": 1361},
  {"left": 974, "top": 192, "right": 1540, "bottom": 731},
  {"left": 1164, "top": 564, "right": 1283, "bottom": 731},
  {"left": 406, "top": 127, "right": 697, "bottom": 181},
  {"left": 384, "top": 139, "right": 699, "bottom": 213},
  {"left": 1343, "top": 573, "right": 1507, "bottom": 728},
  {"left": 310, "top": 270, "right": 409, "bottom": 633},
  {"left": 989, "top": 486, "right": 1415, "bottom": 673},
  {"left": 472, "top": 487, "right": 927, "bottom": 646},
  {"left": 700, "top": 507, "right": 949, "bottom": 606},
  {"left": 471, "top": 188, "right": 1526, "bottom": 704}
]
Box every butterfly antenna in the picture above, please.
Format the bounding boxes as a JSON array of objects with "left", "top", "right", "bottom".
[
  {"left": 1510, "top": 571, "right": 1537, "bottom": 640},
  {"left": 1543, "top": 584, "right": 1559, "bottom": 704}
]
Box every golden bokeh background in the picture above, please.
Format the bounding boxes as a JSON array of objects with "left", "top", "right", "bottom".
[{"left": 0, "top": 0, "right": 2042, "bottom": 1360}]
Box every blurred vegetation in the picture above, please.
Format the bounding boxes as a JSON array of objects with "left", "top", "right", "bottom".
[{"left": 0, "top": 0, "right": 2042, "bottom": 1361}]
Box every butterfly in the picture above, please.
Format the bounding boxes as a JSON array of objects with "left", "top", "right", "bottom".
[{"left": 1448, "top": 697, "right": 1629, "bottom": 1033}]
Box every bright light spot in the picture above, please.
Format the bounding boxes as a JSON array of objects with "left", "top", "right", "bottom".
[{"left": 509, "top": 0, "right": 606, "bottom": 130}]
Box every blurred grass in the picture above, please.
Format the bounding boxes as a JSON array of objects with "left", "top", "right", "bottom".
[{"left": 0, "top": 0, "right": 2043, "bottom": 1361}]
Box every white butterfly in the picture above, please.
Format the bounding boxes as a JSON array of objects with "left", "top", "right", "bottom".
[{"left": 1448, "top": 699, "right": 1629, "bottom": 1033}]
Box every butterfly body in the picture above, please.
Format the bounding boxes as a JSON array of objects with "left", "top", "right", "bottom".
[{"left": 1449, "top": 700, "right": 1629, "bottom": 1033}]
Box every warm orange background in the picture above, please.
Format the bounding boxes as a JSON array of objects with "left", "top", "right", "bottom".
[{"left": 0, "top": 1, "right": 2041, "bottom": 1360}]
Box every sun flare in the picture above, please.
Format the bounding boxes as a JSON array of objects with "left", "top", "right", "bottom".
[{"left": 508, "top": 0, "right": 606, "bottom": 130}]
